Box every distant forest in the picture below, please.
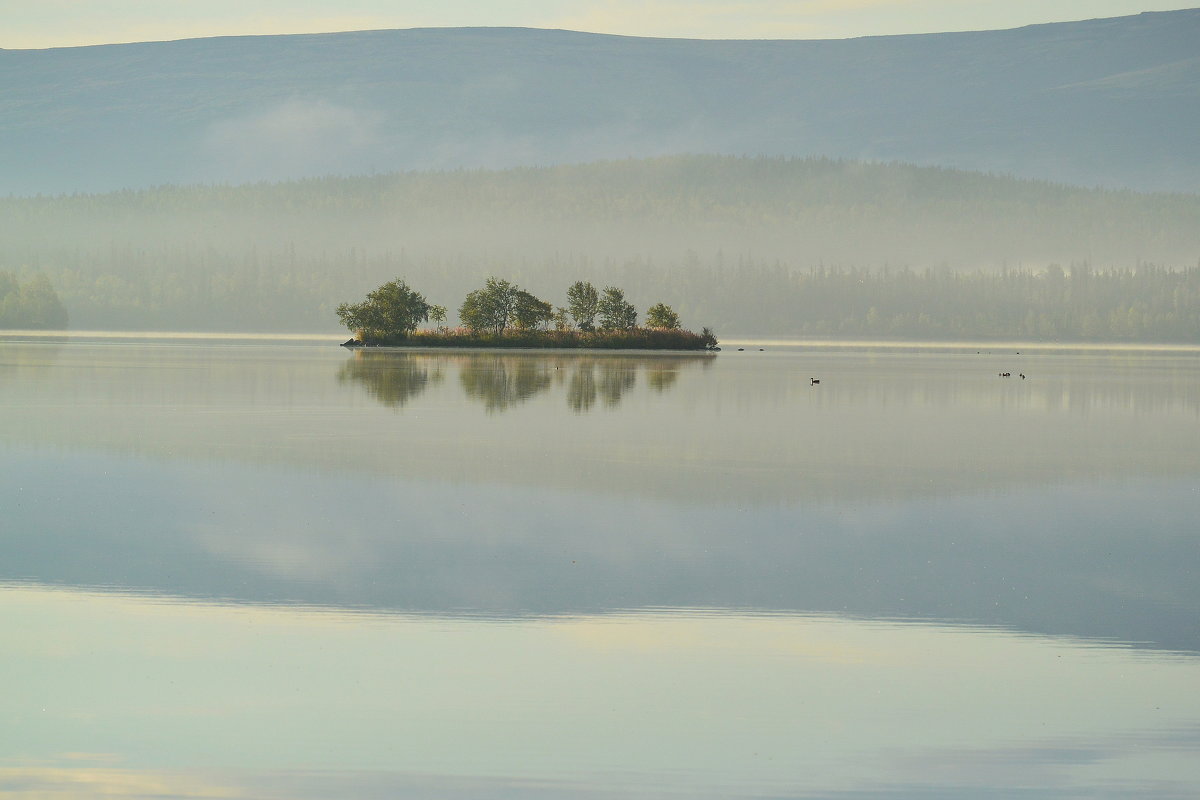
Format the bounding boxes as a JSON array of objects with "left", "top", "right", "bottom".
[{"left": 2, "top": 156, "right": 1198, "bottom": 339}]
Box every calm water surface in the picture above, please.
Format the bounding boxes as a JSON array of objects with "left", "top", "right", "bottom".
[{"left": 2, "top": 337, "right": 1199, "bottom": 798}]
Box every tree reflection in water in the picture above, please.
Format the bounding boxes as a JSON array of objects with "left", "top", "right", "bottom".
[
  {"left": 0, "top": 337, "right": 64, "bottom": 375},
  {"left": 336, "top": 350, "right": 443, "bottom": 408},
  {"left": 567, "top": 361, "right": 597, "bottom": 412},
  {"left": 646, "top": 363, "right": 680, "bottom": 393},
  {"left": 338, "top": 350, "right": 710, "bottom": 413},
  {"left": 459, "top": 355, "right": 554, "bottom": 412},
  {"left": 598, "top": 359, "right": 637, "bottom": 407}
]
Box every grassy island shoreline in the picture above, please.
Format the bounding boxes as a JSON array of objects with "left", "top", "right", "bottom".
[
  {"left": 342, "top": 327, "right": 718, "bottom": 351},
  {"left": 337, "top": 276, "right": 719, "bottom": 351}
]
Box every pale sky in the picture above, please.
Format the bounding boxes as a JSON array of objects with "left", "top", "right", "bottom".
[{"left": 0, "top": 0, "right": 1194, "bottom": 49}]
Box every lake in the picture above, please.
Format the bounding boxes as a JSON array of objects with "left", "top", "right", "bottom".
[{"left": 2, "top": 336, "right": 1199, "bottom": 799}]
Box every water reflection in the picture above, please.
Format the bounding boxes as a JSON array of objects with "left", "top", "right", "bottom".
[
  {"left": 459, "top": 354, "right": 555, "bottom": 412},
  {"left": 4, "top": 448, "right": 1197, "bottom": 652},
  {"left": 1, "top": 344, "right": 1196, "bottom": 508},
  {"left": 336, "top": 350, "right": 444, "bottom": 408},
  {"left": 566, "top": 358, "right": 640, "bottom": 411},
  {"left": 337, "top": 350, "right": 709, "bottom": 413},
  {"left": 783, "top": 353, "right": 1200, "bottom": 417},
  {"left": 0, "top": 338, "right": 62, "bottom": 376},
  {"left": 566, "top": 360, "right": 598, "bottom": 411},
  {"left": 4, "top": 587, "right": 1199, "bottom": 798},
  {"left": 5, "top": 339, "right": 1200, "bottom": 798},
  {"left": 646, "top": 361, "right": 680, "bottom": 393},
  {"left": 3, "top": 342, "right": 1199, "bottom": 651}
]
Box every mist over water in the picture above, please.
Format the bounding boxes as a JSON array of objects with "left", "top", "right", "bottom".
[
  {"left": 202, "top": 99, "right": 386, "bottom": 184},
  {"left": 3, "top": 156, "right": 1199, "bottom": 338}
]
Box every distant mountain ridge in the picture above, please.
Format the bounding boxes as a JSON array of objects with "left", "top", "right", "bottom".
[{"left": 2, "top": 9, "right": 1198, "bottom": 195}]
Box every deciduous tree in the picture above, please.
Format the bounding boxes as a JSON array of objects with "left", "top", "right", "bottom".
[
  {"left": 460, "top": 277, "right": 520, "bottom": 333},
  {"left": 597, "top": 286, "right": 637, "bottom": 330},
  {"left": 512, "top": 290, "right": 554, "bottom": 330},
  {"left": 428, "top": 304, "right": 447, "bottom": 331},
  {"left": 566, "top": 281, "right": 599, "bottom": 331},
  {"left": 336, "top": 278, "right": 430, "bottom": 340},
  {"left": 645, "top": 302, "right": 681, "bottom": 329}
]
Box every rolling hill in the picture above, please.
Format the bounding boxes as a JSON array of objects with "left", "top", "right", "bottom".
[{"left": 2, "top": 9, "right": 1198, "bottom": 195}]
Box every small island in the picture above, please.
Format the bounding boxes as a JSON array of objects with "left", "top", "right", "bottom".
[{"left": 338, "top": 277, "right": 719, "bottom": 350}]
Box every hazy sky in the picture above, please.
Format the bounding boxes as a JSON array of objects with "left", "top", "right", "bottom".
[{"left": 1, "top": 1, "right": 1194, "bottom": 48}]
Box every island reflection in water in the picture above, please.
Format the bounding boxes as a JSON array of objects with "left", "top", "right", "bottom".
[{"left": 338, "top": 349, "right": 706, "bottom": 412}]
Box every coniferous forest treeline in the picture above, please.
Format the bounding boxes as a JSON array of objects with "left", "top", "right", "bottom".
[{"left": 2, "top": 156, "right": 1198, "bottom": 340}]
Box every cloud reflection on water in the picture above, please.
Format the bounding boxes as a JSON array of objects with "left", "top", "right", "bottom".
[{"left": 3, "top": 586, "right": 1199, "bottom": 798}]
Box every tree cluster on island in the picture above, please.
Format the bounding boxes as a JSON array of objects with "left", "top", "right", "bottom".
[{"left": 337, "top": 277, "right": 717, "bottom": 350}]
